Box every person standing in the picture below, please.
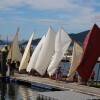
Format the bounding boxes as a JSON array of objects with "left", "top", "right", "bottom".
[
  {"left": 90, "top": 70, "right": 95, "bottom": 82},
  {"left": 10, "top": 60, "right": 16, "bottom": 76},
  {"left": 56, "top": 66, "right": 62, "bottom": 83},
  {"left": 6, "top": 59, "right": 11, "bottom": 76}
]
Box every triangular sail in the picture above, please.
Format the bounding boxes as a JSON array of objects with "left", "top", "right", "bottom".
[
  {"left": 27, "top": 35, "right": 46, "bottom": 72},
  {"left": 77, "top": 24, "right": 100, "bottom": 82},
  {"left": 35, "top": 26, "right": 56, "bottom": 75},
  {"left": 19, "top": 33, "right": 34, "bottom": 71},
  {"left": 7, "top": 28, "right": 22, "bottom": 62},
  {"left": 47, "top": 27, "right": 72, "bottom": 76},
  {"left": 67, "top": 42, "right": 83, "bottom": 81}
]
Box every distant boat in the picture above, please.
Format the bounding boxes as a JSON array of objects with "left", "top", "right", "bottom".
[
  {"left": 19, "top": 33, "right": 34, "bottom": 71},
  {"left": 67, "top": 42, "right": 83, "bottom": 81},
  {"left": 27, "top": 35, "right": 46, "bottom": 72},
  {"left": 47, "top": 27, "right": 72, "bottom": 76},
  {"left": 35, "top": 26, "right": 56, "bottom": 75},
  {"left": 7, "top": 28, "right": 22, "bottom": 62}
]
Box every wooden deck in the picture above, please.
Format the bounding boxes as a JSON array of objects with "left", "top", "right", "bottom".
[{"left": 9, "top": 73, "right": 100, "bottom": 97}]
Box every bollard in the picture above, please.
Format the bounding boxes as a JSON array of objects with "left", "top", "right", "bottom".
[
  {"left": 49, "top": 97, "right": 51, "bottom": 100},
  {"left": 41, "top": 95, "right": 44, "bottom": 100}
]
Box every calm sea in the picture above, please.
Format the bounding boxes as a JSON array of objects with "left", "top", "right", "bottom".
[
  {"left": 0, "top": 45, "right": 5, "bottom": 49},
  {"left": 0, "top": 82, "right": 46, "bottom": 100}
]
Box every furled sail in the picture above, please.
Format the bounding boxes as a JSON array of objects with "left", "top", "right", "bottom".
[
  {"left": 35, "top": 26, "right": 56, "bottom": 75},
  {"left": 7, "top": 28, "right": 22, "bottom": 62},
  {"left": 19, "top": 33, "right": 34, "bottom": 71},
  {"left": 27, "top": 35, "right": 46, "bottom": 72},
  {"left": 47, "top": 27, "right": 72, "bottom": 76},
  {"left": 67, "top": 42, "right": 83, "bottom": 81}
]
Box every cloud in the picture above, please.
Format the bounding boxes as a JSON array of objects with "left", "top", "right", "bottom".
[
  {"left": 0, "top": 0, "right": 23, "bottom": 11},
  {"left": 0, "top": 0, "right": 100, "bottom": 16},
  {"left": 26, "top": 0, "right": 78, "bottom": 10},
  {"left": 0, "top": 0, "right": 100, "bottom": 35},
  {"left": 0, "top": 0, "right": 80, "bottom": 11},
  {"left": 0, "top": 0, "right": 100, "bottom": 11}
]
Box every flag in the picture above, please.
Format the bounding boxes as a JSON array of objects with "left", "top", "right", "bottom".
[{"left": 77, "top": 24, "right": 100, "bottom": 82}]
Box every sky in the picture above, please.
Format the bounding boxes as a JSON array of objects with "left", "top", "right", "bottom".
[{"left": 0, "top": 0, "right": 100, "bottom": 41}]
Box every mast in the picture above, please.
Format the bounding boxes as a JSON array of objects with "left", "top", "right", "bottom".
[{"left": 6, "top": 35, "right": 8, "bottom": 46}]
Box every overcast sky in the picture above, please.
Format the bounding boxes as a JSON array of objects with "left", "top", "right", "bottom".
[{"left": 0, "top": 0, "right": 100, "bottom": 41}]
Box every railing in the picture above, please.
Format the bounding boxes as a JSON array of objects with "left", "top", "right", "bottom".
[{"left": 37, "top": 94, "right": 58, "bottom": 100}]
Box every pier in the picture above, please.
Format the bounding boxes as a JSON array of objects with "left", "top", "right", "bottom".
[
  {"left": 9, "top": 73, "right": 100, "bottom": 96},
  {"left": 0, "top": 73, "right": 100, "bottom": 99}
]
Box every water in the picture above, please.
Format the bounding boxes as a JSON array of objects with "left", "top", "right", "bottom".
[
  {"left": 0, "top": 45, "right": 5, "bottom": 49},
  {"left": 0, "top": 82, "right": 45, "bottom": 100}
]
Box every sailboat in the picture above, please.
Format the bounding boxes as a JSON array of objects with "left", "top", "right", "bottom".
[
  {"left": 19, "top": 33, "right": 34, "bottom": 71},
  {"left": 26, "top": 35, "right": 46, "bottom": 72},
  {"left": 35, "top": 26, "right": 56, "bottom": 75},
  {"left": 7, "top": 28, "right": 22, "bottom": 62},
  {"left": 77, "top": 24, "right": 100, "bottom": 82},
  {"left": 47, "top": 27, "right": 72, "bottom": 76},
  {"left": 67, "top": 42, "right": 83, "bottom": 81}
]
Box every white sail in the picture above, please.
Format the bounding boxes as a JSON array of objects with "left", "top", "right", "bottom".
[
  {"left": 7, "top": 28, "right": 22, "bottom": 62},
  {"left": 19, "top": 33, "right": 34, "bottom": 71},
  {"left": 67, "top": 42, "right": 83, "bottom": 81},
  {"left": 47, "top": 27, "right": 72, "bottom": 76},
  {"left": 35, "top": 26, "right": 56, "bottom": 75},
  {"left": 27, "top": 35, "right": 46, "bottom": 72}
]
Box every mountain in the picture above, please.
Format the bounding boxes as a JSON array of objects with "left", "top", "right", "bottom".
[
  {"left": 21, "top": 38, "right": 41, "bottom": 46},
  {"left": 17, "top": 30, "right": 90, "bottom": 46},
  {"left": 69, "top": 30, "right": 89, "bottom": 45},
  {"left": 0, "top": 30, "right": 89, "bottom": 46},
  {"left": 0, "top": 40, "right": 6, "bottom": 45}
]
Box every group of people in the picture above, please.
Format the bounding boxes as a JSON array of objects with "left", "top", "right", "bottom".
[{"left": 6, "top": 59, "right": 16, "bottom": 76}]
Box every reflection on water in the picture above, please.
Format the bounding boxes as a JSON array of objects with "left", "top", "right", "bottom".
[{"left": 0, "top": 82, "right": 44, "bottom": 100}]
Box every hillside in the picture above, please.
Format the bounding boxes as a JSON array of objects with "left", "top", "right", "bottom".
[
  {"left": 0, "top": 30, "right": 89, "bottom": 46},
  {"left": 0, "top": 40, "right": 6, "bottom": 45},
  {"left": 69, "top": 30, "right": 89, "bottom": 45},
  {"left": 21, "top": 38, "right": 41, "bottom": 46}
]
